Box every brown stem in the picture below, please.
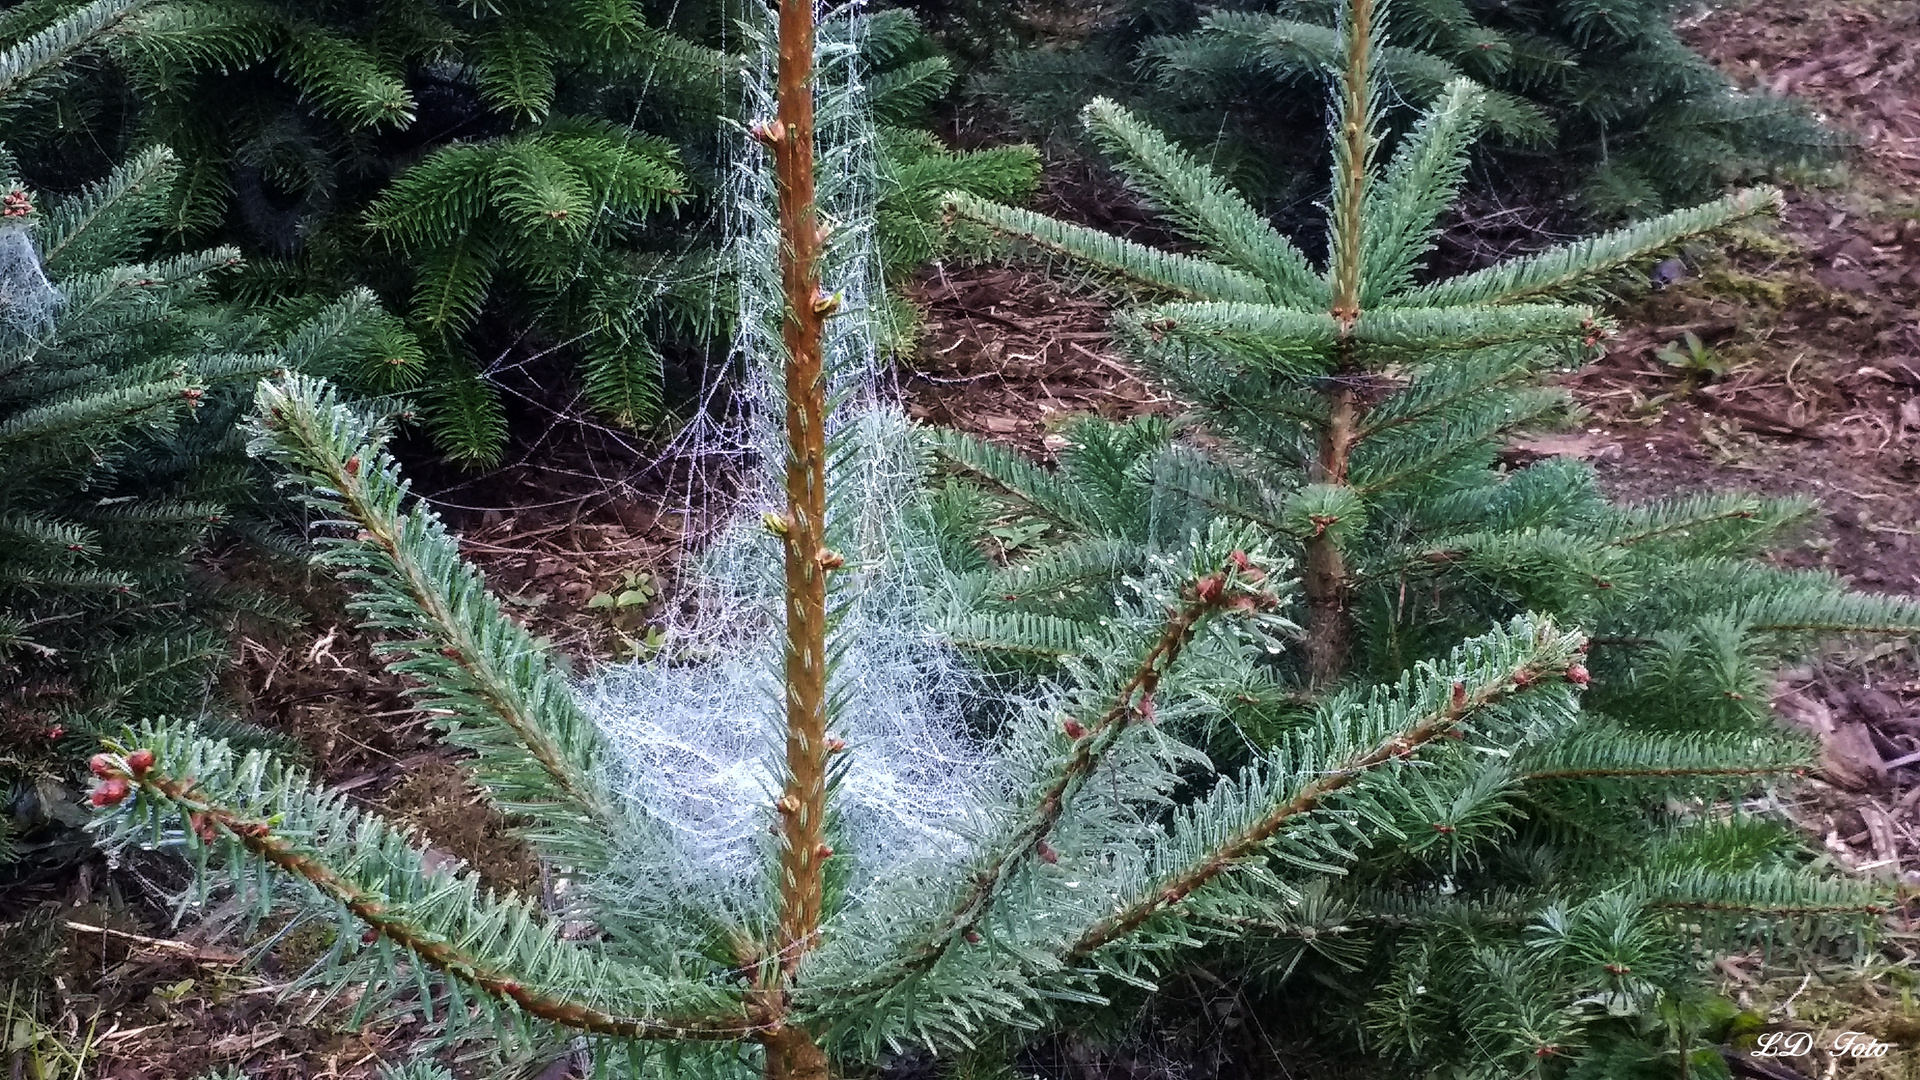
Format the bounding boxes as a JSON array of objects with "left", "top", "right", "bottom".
[
  {"left": 1309, "top": 0, "right": 1374, "bottom": 689},
  {"left": 136, "top": 773, "right": 762, "bottom": 1040},
  {"left": 771, "top": 0, "right": 829, "bottom": 979},
  {"left": 765, "top": 1027, "right": 832, "bottom": 1080},
  {"left": 765, "top": 0, "right": 833, "bottom": 1073},
  {"left": 1304, "top": 384, "right": 1357, "bottom": 689}
]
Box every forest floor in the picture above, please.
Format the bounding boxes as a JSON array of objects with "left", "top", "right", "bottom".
[{"left": 16, "top": 0, "right": 1920, "bottom": 1077}]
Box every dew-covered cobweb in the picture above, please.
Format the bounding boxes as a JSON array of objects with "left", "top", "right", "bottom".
[{"left": 576, "top": 1, "right": 1000, "bottom": 913}]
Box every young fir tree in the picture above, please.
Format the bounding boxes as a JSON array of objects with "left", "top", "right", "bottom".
[
  {"left": 934, "top": 0, "right": 1917, "bottom": 1069},
  {"left": 75, "top": 3, "right": 1773, "bottom": 1079}
]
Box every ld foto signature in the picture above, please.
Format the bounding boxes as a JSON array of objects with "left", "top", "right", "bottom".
[{"left": 1754, "top": 1031, "right": 1897, "bottom": 1058}]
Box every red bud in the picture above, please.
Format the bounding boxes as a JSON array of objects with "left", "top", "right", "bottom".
[
  {"left": 827, "top": 738, "right": 847, "bottom": 754},
  {"left": 344, "top": 456, "right": 360, "bottom": 476},
  {"left": 1137, "top": 695, "right": 1156, "bottom": 723},
  {"left": 1196, "top": 574, "right": 1224, "bottom": 603},
  {"left": 91, "top": 779, "right": 130, "bottom": 807},
  {"left": 1036, "top": 840, "right": 1059, "bottom": 864},
  {"left": 814, "top": 842, "right": 834, "bottom": 860},
  {"left": 1229, "top": 550, "right": 1251, "bottom": 571},
  {"left": 89, "top": 754, "right": 119, "bottom": 779},
  {"left": 1062, "top": 718, "right": 1087, "bottom": 740},
  {"left": 964, "top": 930, "right": 982, "bottom": 944},
  {"left": 1450, "top": 681, "right": 1466, "bottom": 712},
  {"left": 1566, "top": 664, "right": 1590, "bottom": 687},
  {"left": 126, "top": 749, "right": 155, "bottom": 777}
]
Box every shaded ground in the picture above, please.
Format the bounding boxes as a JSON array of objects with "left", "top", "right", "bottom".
[{"left": 903, "top": 262, "right": 1171, "bottom": 456}]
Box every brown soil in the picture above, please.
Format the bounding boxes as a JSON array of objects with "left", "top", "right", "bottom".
[{"left": 903, "top": 262, "right": 1171, "bottom": 456}]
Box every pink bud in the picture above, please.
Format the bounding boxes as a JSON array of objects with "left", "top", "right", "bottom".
[{"left": 91, "top": 779, "right": 130, "bottom": 807}]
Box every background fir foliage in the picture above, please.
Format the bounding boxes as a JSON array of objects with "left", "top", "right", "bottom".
[
  {"left": 0, "top": 0, "right": 1046, "bottom": 467},
  {"left": 0, "top": 144, "right": 379, "bottom": 874},
  {"left": 938, "top": 0, "right": 1916, "bottom": 1068},
  {"left": 0, "top": 0, "right": 734, "bottom": 466},
  {"left": 984, "top": 0, "right": 1841, "bottom": 223}
]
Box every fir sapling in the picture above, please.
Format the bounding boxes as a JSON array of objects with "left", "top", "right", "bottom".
[{"left": 933, "top": 0, "right": 1917, "bottom": 1069}]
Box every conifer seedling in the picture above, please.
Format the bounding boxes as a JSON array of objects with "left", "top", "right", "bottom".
[{"left": 928, "top": 0, "right": 1917, "bottom": 1069}]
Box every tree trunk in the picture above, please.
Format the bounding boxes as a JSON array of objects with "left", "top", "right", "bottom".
[
  {"left": 766, "top": 1027, "right": 832, "bottom": 1080},
  {"left": 768, "top": 0, "right": 832, "bottom": 1075},
  {"left": 1311, "top": 0, "right": 1373, "bottom": 691},
  {"left": 1304, "top": 384, "right": 1356, "bottom": 689}
]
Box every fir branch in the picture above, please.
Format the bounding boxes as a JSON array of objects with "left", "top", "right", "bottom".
[
  {"left": 943, "top": 610, "right": 1099, "bottom": 658},
  {"left": 1080, "top": 97, "right": 1325, "bottom": 306},
  {"left": 944, "top": 193, "right": 1274, "bottom": 304},
  {"left": 36, "top": 145, "right": 178, "bottom": 277},
  {"left": 869, "top": 55, "right": 953, "bottom": 125},
  {"left": 1116, "top": 302, "right": 1340, "bottom": 378},
  {"left": 1395, "top": 187, "right": 1780, "bottom": 307},
  {"left": 1360, "top": 77, "right": 1483, "bottom": 304},
  {"left": 1600, "top": 492, "right": 1810, "bottom": 551},
  {"left": 1640, "top": 867, "right": 1886, "bottom": 918},
  {"left": 282, "top": 23, "right": 413, "bottom": 129},
  {"left": 0, "top": 0, "right": 150, "bottom": 107},
  {"left": 1353, "top": 345, "right": 1564, "bottom": 439},
  {"left": 1737, "top": 589, "right": 1920, "bottom": 637},
  {"left": 868, "top": 559, "right": 1282, "bottom": 982},
  {"left": 1351, "top": 304, "right": 1597, "bottom": 353},
  {"left": 1348, "top": 386, "right": 1565, "bottom": 494},
  {"left": 475, "top": 26, "right": 556, "bottom": 123},
  {"left": 1517, "top": 725, "right": 1812, "bottom": 782},
  {"left": 248, "top": 375, "right": 620, "bottom": 869},
  {"left": 0, "top": 375, "right": 192, "bottom": 446},
  {"left": 1069, "top": 617, "right": 1588, "bottom": 958},
  {"left": 93, "top": 726, "right": 761, "bottom": 1042},
  {"left": 927, "top": 426, "right": 1101, "bottom": 530}
]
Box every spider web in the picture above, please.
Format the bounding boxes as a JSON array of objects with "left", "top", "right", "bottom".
[
  {"left": 0, "top": 223, "right": 58, "bottom": 341},
  {"left": 576, "top": 2, "right": 1000, "bottom": 912}
]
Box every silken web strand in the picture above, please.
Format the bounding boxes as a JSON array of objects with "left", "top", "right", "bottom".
[{"left": 576, "top": 1, "right": 1002, "bottom": 912}]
